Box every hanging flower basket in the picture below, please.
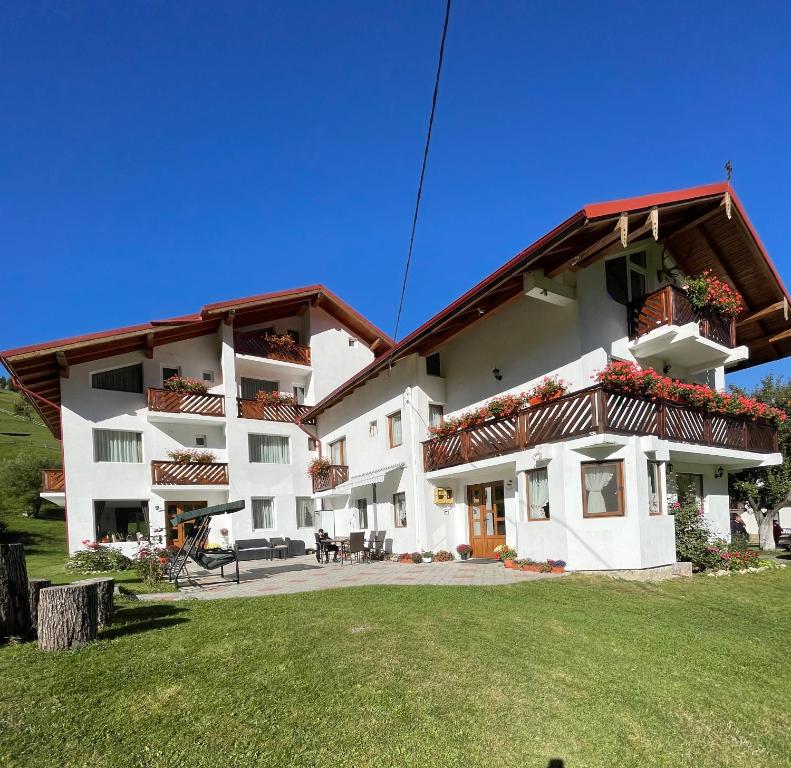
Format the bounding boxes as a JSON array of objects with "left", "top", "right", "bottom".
[{"left": 307, "top": 458, "right": 332, "bottom": 478}]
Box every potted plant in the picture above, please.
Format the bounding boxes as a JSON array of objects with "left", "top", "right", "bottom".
[
  {"left": 166, "top": 448, "right": 216, "bottom": 464},
  {"left": 307, "top": 458, "right": 332, "bottom": 478},
  {"left": 220, "top": 527, "right": 230, "bottom": 549},
  {"left": 433, "top": 549, "right": 454, "bottom": 562},
  {"left": 256, "top": 390, "right": 296, "bottom": 406},
  {"left": 398, "top": 552, "right": 413, "bottom": 564},
  {"left": 527, "top": 375, "right": 569, "bottom": 406},
  {"left": 410, "top": 551, "right": 424, "bottom": 564},
  {"left": 683, "top": 270, "right": 743, "bottom": 319},
  {"left": 456, "top": 543, "right": 473, "bottom": 561},
  {"left": 521, "top": 559, "right": 540, "bottom": 572},
  {"left": 548, "top": 559, "right": 566, "bottom": 574},
  {"left": 422, "top": 550, "right": 434, "bottom": 563},
  {"left": 163, "top": 375, "right": 209, "bottom": 395},
  {"left": 493, "top": 544, "right": 517, "bottom": 566}
]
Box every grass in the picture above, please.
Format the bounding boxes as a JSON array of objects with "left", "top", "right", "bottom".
[
  {"left": 0, "top": 390, "right": 60, "bottom": 462},
  {"left": 0, "top": 570, "right": 789, "bottom": 767}
]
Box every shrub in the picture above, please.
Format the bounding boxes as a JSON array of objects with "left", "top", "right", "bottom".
[
  {"left": 66, "top": 545, "right": 134, "bottom": 573},
  {"left": 410, "top": 551, "right": 423, "bottom": 563},
  {"left": 672, "top": 498, "right": 716, "bottom": 571},
  {"left": 135, "top": 546, "right": 169, "bottom": 586},
  {"left": 163, "top": 375, "right": 208, "bottom": 395},
  {"left": 433, "top": 550, "right": 454, "bottom": 562},
  {"left": 166, "top": 448, "right": 216, "bottom": 464}
]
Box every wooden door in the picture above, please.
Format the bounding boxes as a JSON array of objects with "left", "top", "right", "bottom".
[
  {"left": 467, "top": 482, "right": 506, "bottom": 558},
  {"left": 165, "top": 500, "right": 207, "bottom": 548}
]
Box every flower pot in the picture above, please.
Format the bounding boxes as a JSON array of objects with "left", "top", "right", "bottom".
[
  {"left": 523, "top": 564, "right": 540, "bottom": 572},
  {"left": 504, "top": 559, "right": 516, "bottom": 569},
  {"left": 550, "top": 566, "right": 564, "bottom": 574},
  {"left": 459, "top": 552, "right": 470, "bottom": 560}
]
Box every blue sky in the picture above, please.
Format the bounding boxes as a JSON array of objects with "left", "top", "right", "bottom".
[{"left": 2, "top": 1, "right": 790, "bottom": 389}]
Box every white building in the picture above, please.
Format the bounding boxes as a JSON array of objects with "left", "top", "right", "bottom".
[
  {"left": 303, "top": 183, "right": 790, "bottom": 573},
  {"left": 2, "top": 286, "right": 393, "bottom": 554},
  {"left": 4, "top": 182, "right": 790, "bottom": 574}
]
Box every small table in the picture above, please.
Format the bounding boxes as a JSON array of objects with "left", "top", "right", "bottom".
[{"left": 317, "top": 537, "right": 347, "bottom": 564}]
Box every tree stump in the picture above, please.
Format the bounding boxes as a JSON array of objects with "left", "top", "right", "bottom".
[
  {"left": 74, "top": 577, "right": 114, "bottom": 629},
  {"left": 37, "top": 583, "right": 98, "bottom": 651},
  {"left": 0, "top": 543, "right": 32, "bottom": 641},
  {"left": 28, "top": 578, "right": 51, "bottom": 632}
]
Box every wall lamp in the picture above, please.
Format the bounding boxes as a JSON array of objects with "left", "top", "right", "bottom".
[
  {"left": 715, "top": 466, "right": 724, "bottom": 479},
  {"left": 492, "top": 368, "right": 502, "bottom": 381}
]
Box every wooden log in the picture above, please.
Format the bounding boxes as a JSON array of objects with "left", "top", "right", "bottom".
[
  {"left": 0, "top": 543, "right": 32, "bottom": 641},
  {"left": 73, "top": 577, "right": 114, "bottom": 629},
  {"left": 28, "top": 578, "right": 51, "bottom": 632},
  {"left": 37, "top": 584, "right": 98, "bottom": 652}
]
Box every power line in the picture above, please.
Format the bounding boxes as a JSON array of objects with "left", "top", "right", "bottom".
[{"left": 392, "top": 0, "right": 452, "bottom": 344}]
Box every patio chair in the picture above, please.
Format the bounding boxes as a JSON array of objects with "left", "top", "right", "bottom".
[
  {"left": 269, "top": 537, "right": 289, "bottom": 560},
  {"left": 374, "top": 530, "right": 386, "bottom": 553},
  {"left": 314, "top": 532, "right": 328, "bottom": 563},
  {"left": 344, "top": 531, "right": 367, "bottom": 565}
]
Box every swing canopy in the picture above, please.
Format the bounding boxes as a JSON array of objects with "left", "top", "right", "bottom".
[{"left": 169, "top": 499, "right": 245, "bottom": 526}]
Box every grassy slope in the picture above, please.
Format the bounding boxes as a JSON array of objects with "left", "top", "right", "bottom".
[
  {"left": 0, "top": 390, "right": 60, "bottom": 462},
  {"left": 1, "top": 571, "right": 789, "bottom": 768}
]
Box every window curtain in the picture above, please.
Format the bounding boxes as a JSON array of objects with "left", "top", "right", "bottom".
[
  {"left": 296, "top": 497, "right": 314, "bottom": 528},
  {"left": 584, "top": 465, "right": 615, "bottom": 514},
  {"left": 91, "top": 363, "right": 143, "bottom": 393},
  {"left": 390, "top": 413, "right": 402, "bottom": 446},
  {"left": 647, "top": 464, "right": 660, "bottom": 515},
  {"left": 357, "top": 499, "right": 368, "bottom": 529},
  {"left": 240, "top": 378, "right": 278, "bottom": 400},
  {"left": 394, "top": 493, "right": 407, "bottom": 527},
  {"left": 248, "top": 434, "right": 290, "bottom": 464},
  {"left": 93, "top": 430, "right": 142, "bottom": 462},
  {"left": 331, "top": 440, "right": 344, "bottom": 466},
  {"left": 528, "top": 468, "right": 549, "bottom": 519},
  {"left": 252, "top": 498, "right": 274, "bottom": 529}
]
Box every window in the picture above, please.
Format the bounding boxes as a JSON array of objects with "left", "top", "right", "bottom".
[
  {"left": 348, "top": 337, "right": 356, "bottom": 347},
  {"left": 308, "top": 437, "right": 318, "bottom": 451},
  {"left": 605, "top": 251, "right": 647, "bottom": 305},
  {"left": 296, "top": 497, "right": 314, "bottom": 528},
  {"left": 248, "top": 434, "right": 290, "bottom": 464},
  {"left": 287, "top": 330, "right": 301, "bottom": 345},
  {"left": 91, "top": 363, "right": 143, "bottom": 394},
  {"left": 357, "top": 498, "right": 368, "bottom": 529},
  {"left": 162, "top": 366, "right": 181, "bottom": 384},
  {"left": 202, "top": 370, "right": 215, "bottom": 383},
  {"left": 425, "top": 353, "right": 441, "bottom": 377},
  {"left": 526, "top": 468, "right": 550, "bottom": 520},
  {"left": 369, "top": 420, "right": 378, "bottom": 437},
  {"left": 195, "top": 435, "right": 207, "bottom": 447},
  {"left": 293, "top": 386, "right": 305, "bottom": 405},
  {"left": 388, "top": 411, "right": 402, "bottom": 448},
  {"left": 330, "top": 438, "right": 346, "bottom": 466},
  {"left": 252, "top": 497, "right": 274, "bottom": 530},
  {"left": 429, "top": 404, "right": 444, "bottom": 429},
  {"left": 393, "top": 492, "right": 407, "bottom": 528},
  {"left": 261, "top": 326, "right": 275, "bottom": 337},
  {"left": 93, "top": 429, "right": 143, "bottom": 463},
  {"left": 647, "top": 461, "right": 664, "bottom": 516},
  {"left": 240, "top": 377, "right": 278, "bottom": 400},
  {"left": 668, "top": 471, "right": 703, "bottom": 509},
  {"left": 94, "top": 500, "right": 149, "bottom": 542},
  {"left": 581, "top": 460, "right": 625, "bottom": 517}
]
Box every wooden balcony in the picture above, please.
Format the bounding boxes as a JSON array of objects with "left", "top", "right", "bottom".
[
  {"left": 629, "top": 284, "right": 736, "bottom": 348},
  {"left": 422, "top": 385, "right": 778, "bottom": 473},
  {"left": 151, "top": 460, "right": 229, "bottom": 486},
  {"left": 41, "top": 469, "right": 65, "bottom": 492},
  {"left": 234, "top": 331, "right": 312, "bottom": 366},
  {"left": 147, "top": 388, "right": 225, "bottom": 417},
  {"left": 237, "top": 398, "right": 316, "bottom": 425},
  {"left": 312, "top": 465, "right": 349, "bottom": 493}
]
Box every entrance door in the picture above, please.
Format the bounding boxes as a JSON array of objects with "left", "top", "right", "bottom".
[
  {"left": 165, "top": 501, "right": 207, "bottom": 548},
  {"left": 467, "top": 482, "right": 506, "bottom": 558}
]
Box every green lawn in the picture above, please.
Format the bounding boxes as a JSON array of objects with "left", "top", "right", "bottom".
[{"left": 1, "top": 570, "right": 789, "bottom": 767}]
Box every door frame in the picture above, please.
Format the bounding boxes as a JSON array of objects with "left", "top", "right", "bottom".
[
  {"left": 466, "top": 481, "right": 506, "bottom": 558},
  {"left": 165, "top": 500, "right": 208, "bottom": 548}
]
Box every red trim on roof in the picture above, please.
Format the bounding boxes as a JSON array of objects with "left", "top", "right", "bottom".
[{"left": 583, "top": 181, "right": 729, "bottom": 219}]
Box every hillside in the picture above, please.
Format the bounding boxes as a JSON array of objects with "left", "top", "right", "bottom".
[{"left": 0, "top": 390, "right": 60, "bottom": 462}]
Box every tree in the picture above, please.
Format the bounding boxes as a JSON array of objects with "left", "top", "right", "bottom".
[
  {"left": 12, "top": 397, "right": 34, "bottom": 421},
  {"left": 0, "top": 451, "right": 60, "bottom": 518},
  {"left": 729, "top": 374, "right": 791, "bottom": 550}
]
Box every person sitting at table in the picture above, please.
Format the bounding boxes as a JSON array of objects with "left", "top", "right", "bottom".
[{"left": 318, "top": 529, "right": 339, "bottom": 562}]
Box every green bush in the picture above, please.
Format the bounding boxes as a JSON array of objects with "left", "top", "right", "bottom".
[
  {"left": 672, "top": 497, "right": 718, "bottom": 571},
  {"left": 66, "top": 545, "right": 134, "bottom": 573},
  {"left": 135, "top": 547, "right": 169, "bottom": 586}
]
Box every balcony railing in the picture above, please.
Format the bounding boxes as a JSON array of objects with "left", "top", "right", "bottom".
[
  {"left": 628, "top": 284, "right": 736, "bottom": 348},
  {"left": 147, "top": 388, "right": 225, "bottom": 417},
  {"left": 234, "top": 331, "right": 312, "bottom": 366},
  {"left": 41, "top": 469, "right": 65, "bottom": 492},
  {"left": 151, "top": 460, "right": 229, "bottom": 486},
  {"left": 237, "top": 398, "right": 316, "bottom": 425},
  {"left": 312, "top": 465, "right": 349, "bottom": 493},
  {"left": 422, "top": 385, "right": 778, "bottom": 473}
]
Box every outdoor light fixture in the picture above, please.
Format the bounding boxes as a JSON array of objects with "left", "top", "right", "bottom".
[
  {"left": 492, "top": 368, "right": 502, "bottom": 381},
  {"left": 715, "top": 466, "right": 724, "bottom": 478},
  {"left": 668, "top": 463, "right": 674, "bottom": 474},
  {"left": 663, "top": 363, "right": 672, "bottom": 374}
]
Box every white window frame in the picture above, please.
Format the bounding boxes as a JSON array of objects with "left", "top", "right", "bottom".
[
  {"left": 248, "top": 434, "right": 291, "bottom": 464},
  {"left": 251, "top": 497, "right": 275, "bottom": 531},
  {"left": 604, "top": 246, "right": 651, "bottom": 304},
  {"left": 92, "top": 428, "right": 144, "bottom": 464},
  {"left": 202, "top": 370, "right": 215, "bottom": 383},
  {"left": 295, "top": 497, "right": 314, "bottom": 529}
]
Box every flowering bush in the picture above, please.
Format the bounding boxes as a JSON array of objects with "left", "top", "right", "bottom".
[
  {"left": 433, "top": 549, "right": 454, "bottom": 562},
  {"left": 263, "top": 333, "right": 298, "bottom": 352},
  {"left": 135, "top": 546, "right": 169, "bottom": 586},
  {"left": 166, "top": 448, "right": 216, "bottom": 464},
  {"left": 307, "top": 458, "right": 332, "bottom": 478},
  {"left": 256, "top": 390, "right": 296, "bottom": 406},
  {"left": 493, "top": 543, "right": 517, "bottom": 562},
  {"left": 595, "top": 362, "right": 786, "bottom": 425},
  {"left": 456, "top": 543, "right": 473, "bottom": 558},
  {"left": 398, "top": 552, "right": 414, "bottom": 563},
  {"left": 163, "top": 375, "right": 208, "bottom": 395},
  {"left": 704, "top": 541, "right": 760, "bottom": 571},
  {"left": 683, "top": 270, "right": 743, "bottom": 318},
  {"left": 66, "top": 545, "right": 134, "bottom": 573},
  {"left": 527, "top": 375, "right": 569, "bottom": 404}
]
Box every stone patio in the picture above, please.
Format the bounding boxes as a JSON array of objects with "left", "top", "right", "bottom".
[{"left": 138, "top": 555, "right": 558, "bottom": 601}]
